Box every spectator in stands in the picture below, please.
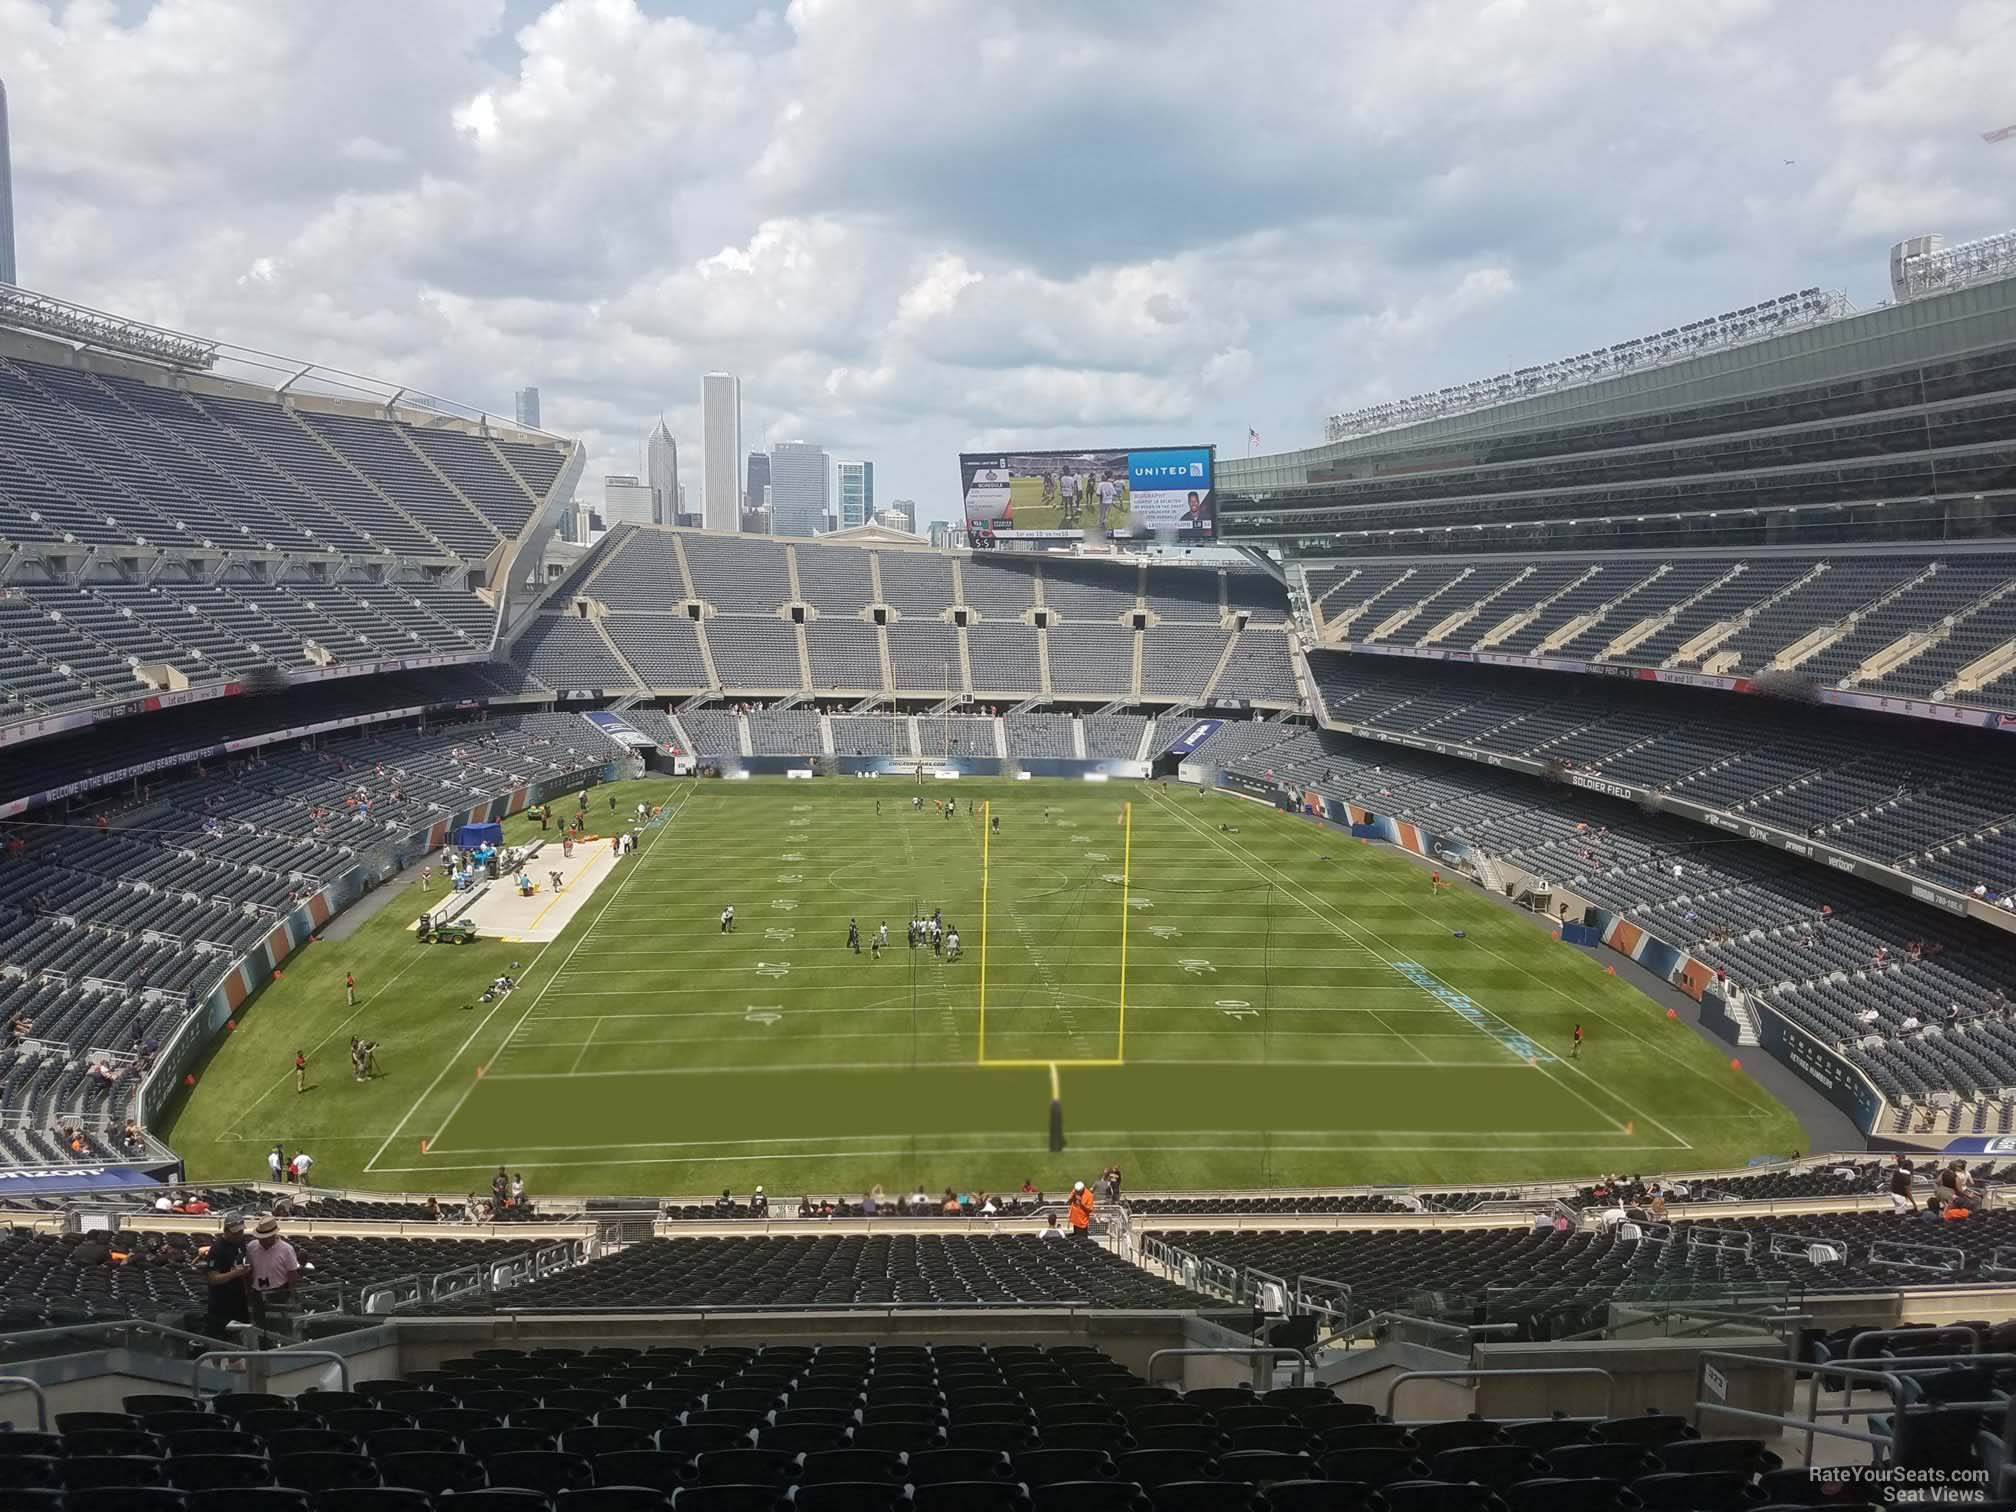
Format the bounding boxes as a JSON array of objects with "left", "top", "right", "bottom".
[
  {"left": 491, "top": 1167, "right": 509, "bottom": 1210},
  {"left": 202, "top": 1214, "right": 252, "bottom": 1339},
  {"left": 268, "top": 1144, "right": 285, "bottom": 1183},
  {"left": 1068, "top": 1181, "right": 1094, "bottom": 1238},
  {"left": 797, "top": 1194, "right": 816, "bottom": 1218},
  {"left": 425, "top": 1196, "right": 441, "bottom": 1222},
  {"left": 247, "top": 1216, "right": 300, "bottom": 1331},
  {"left": 510, "top": 1172, "right": 526, "bottom": 1206},
  {"left": 714, "top": 1188, "right": 735, "bottom": 1214},
  {"left": 1890, "top": 1154, "right": 1919, "bottom": 1214},
  {"left": 1042, "top": 1214, "right": 1063, "bottom": 1239},
  {"left": 289, "top": 1151, "right": 313, "bottom": 1184}
]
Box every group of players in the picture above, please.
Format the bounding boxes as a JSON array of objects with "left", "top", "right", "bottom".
[
  {"left": 1038, "top": 468, "right": 1128, "bottom": 531},
  {"left": 846, "top": 913, "right": 960, "bottom": 961}
]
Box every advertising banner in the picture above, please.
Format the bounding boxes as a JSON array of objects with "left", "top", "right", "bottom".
[
  {"left": 959, "top": 445, "right": 1215, "bottom": 543},
  {"left": 1162, "top": 718, "right": 1225, "bottom": 757}
]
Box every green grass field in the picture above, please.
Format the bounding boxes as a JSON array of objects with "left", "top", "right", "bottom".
[{"left": 162, "top": 780, "right": 1803, "bottom": 1198}]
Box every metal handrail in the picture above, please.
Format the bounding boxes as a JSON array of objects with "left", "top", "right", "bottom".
[
  {"left": 0, "top": 1375, "right": 50, "bottom": 1431},
  {"left": 1693, "top": 1348, "right": 2016, "bottom": 1461},
  {"left": 1147, "top": 1346, "right": 1311, "bottom": 1389},
  {"left": 192, "top": 1348, "right": 350, "bottom": 1396},
  {"left": 1387, "top": 1366, "right": 1616, "bottom": 1420},
  {"left": 0, "top": 1316, "right": 286, "bottom": 1354}
]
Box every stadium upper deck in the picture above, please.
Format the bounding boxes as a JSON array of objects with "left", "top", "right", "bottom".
[
  {"left": 0, "top": 289, "right": 580, "bottom": 750},
  {"left": 1219, "top": 263, "right": 2016, "bottom": 558}
]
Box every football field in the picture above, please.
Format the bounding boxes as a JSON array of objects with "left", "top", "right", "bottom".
[{"left": 166, "top": 779, "right": 1803, "bottom": 1197}]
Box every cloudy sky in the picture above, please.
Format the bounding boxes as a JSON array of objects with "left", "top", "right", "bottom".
[{"left": 4, "top": 0, "right": 2014, "bottom": 526}]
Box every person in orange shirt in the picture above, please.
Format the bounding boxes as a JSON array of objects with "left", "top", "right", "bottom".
[{"left": 1068, "top": 1181, "right": 1094, "bottom": 1238}]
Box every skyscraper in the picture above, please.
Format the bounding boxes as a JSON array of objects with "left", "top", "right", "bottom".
[
  {"left": 768, "top": 441, "right": 829, "bottom": 538},
  {"left": 513, "top": 386, "right": 540, "bottom": 429},
  {"left": 603, "top": 473, "right": 656, "bottom": 528},
  {"left": 701, "top": 372, "right": 741, "bottom": 532},
  {"left": 0, "top": 78, "right": 15, "bottom": 286},
  {"left": 887, "top": 498, "right": 918, "bottom": 534},
  {"left": 645, "top": 416, "right": 677, "bottom": 525},
  {"left": 744, "top": 450, "right": 770, "bottom": 523},
  {"left": 836, "top": 461, "right": 875, "bottom": 530}
]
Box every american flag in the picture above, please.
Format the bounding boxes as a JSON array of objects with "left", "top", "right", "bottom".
[{"left": 1248, "top": 428, "right": 1260, "bottom": 445}]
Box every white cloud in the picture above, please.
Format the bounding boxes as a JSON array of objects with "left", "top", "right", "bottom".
[{"left": 0, "top": 0, "right": 2011, "bottom": 524}]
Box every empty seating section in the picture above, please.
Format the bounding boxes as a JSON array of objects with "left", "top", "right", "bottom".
[
  {"left": 806, "top": 619, "right": 884, "bottom": 693},
  {"left": 583, "top": 527, "right": 685, "bottom": 608},
  {"left": 707, "top": 618, "right": 804, "bottom": 693},
  {"left": 0, "top": 345, "right": 562, "bottom": 562},
  {"left": 424, "top": 1235, "right": 1203, "bottom": 1310},
  {"left": 887, "top": 620, "right": 960, "bottom": 694},
  {"left": 876, "top": 551, "right": 957, "bottom": 615},
  {"left": 1161, "top": 1209, "right": 2016, "bottom": 1335},
  {"left": 523, "top": 532, "right": 1303, "bottom": 706},
  {"left": 1003, "top": 714, "right": 1074, "bottom": 760},
  {"left": 1146, "top": 571, "right": 1223, "bottom": 622},
  {"left": 1140, "top": 627, "right": 1228, "bottom": 696},
  {"left": 831, "top": 715, "right": 906, "bottom": 756},
  {"left": 959, "top": 561, "right": 1038, "bottom": 619},
  {"left": 676, "top": 709, "right": 744, "bottom": 756},
  {"left": 1305, "top": 651, "right": 2016, "bottom": 887},
  {"left": 605, "top": 615, "right": 710, "bottom": 688},
  {"left": 293, "top": 409, "right": 497, "bottom": 558},
  {"left": 794, "top": 544, "right": 876, "bottom": 614},
  {"left": 1084, "top": 715, "right": 1149, "bottom": 759},
  {"left": 917, "top": 716, "right": 995, "bottom": 757},
  {"left": 194, "top": 392, "right": 448, "bottom": 558},
  {"left": 1304, "top": 549, "right": 2016, "bottom": 709},
  {"left": 0, "top": 715, "right": 621, "bottom": 1148},
  {"left": 400, "top": 423, "right": 545, "bottom": 539},
  {"left": 1047, "top": 624, "right": 1133, "bottom": 696},
  {"left": 680, "top": 535, "right": 792, "bottom": 613},
  {"left": 0, "top": 577, "right": 486, "bottom": 717},
  {"left": 966, "top": 623, "right": 1042, "bottom": 696},
  {"left": 1040, "top": 560, "right": 1139, "bottom": 620},
  {"left": 1224, "top": 569, "right": 1291, "bottom": 622},
  {"left": 745, "top": 710, "right": 818, "bottom": 755},
  {"left": 513, "top": 617, "right": 631, "bottom": 690},
  {"left": 1216, "top": 633, "right": 1298, "bottom": 700}
]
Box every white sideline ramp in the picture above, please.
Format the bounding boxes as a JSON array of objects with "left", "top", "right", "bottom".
[{"left": 413, "top": 838, "right": 624, "bottom": 944}]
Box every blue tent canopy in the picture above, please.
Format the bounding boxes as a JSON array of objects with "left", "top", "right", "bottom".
[{"left": 455, "top": 822, "right": 503, "bottom": 850}]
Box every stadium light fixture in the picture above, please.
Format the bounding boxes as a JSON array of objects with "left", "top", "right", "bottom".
[
  {"left": 1893, "top": 228, "right": 2016, "bottom": 300},
  {"left": 0, "top": 284, "right": 218, "bottom": 369},
  {"left": 1324, "top": 284, "right": 1852, "bottom": 442}
]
